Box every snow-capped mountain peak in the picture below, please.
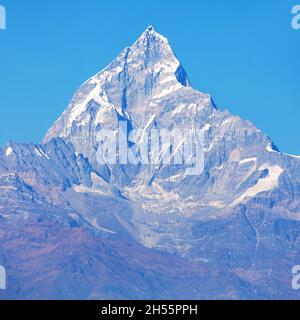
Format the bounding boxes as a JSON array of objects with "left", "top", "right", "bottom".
[
  {"left": 43, "top": 26, "right": 191, "bottom": 143},
  {"left": 120, "top": 25, "right": 186, "bottom": 81},
  {"left": 2, "top": 26, "right": 300, "bottom": 300}
]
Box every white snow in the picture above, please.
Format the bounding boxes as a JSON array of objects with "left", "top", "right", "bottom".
[
  {"left": 266, "top": 143, "right": 300, "bottom": 159},
  {"left": 90, "top": 218, "right": 116, "bottom": 234},
  {"left": 266, "top": 143, "right": 277, "bottom": 153},
  {"left": 171, "top": 103, "right": 187, "bottom": 116},
  {"left": 93, "top": 103, "right": 113, "bottom": 125},
  {"left": 152, "top": 83, "right": 182, "bottom": 100},
  {"left": 154, "top": 61, "right": 179, "bottom": 74},
  {"left": 73, "top": 185, "right": 108, "bottom": 196},
  {"left": 67, "top": 84, "right": 111, "bottom": 129},
  {"left": 283, "top": 153, "right": 300, "bottom": 159},
  {"left": 0, "top": 185, "right": 17, "bottom": 191},
  {"left": 209, "top": 201, "right": 226, "bottom": 209},
  {"left": 35, "top": 147, "right": 43, "bottom": 157},
  {"left": 160, "top": 75, "right": 176, "bottom": 84},
  {"left": 239, "top": 157, "right": 257, "bottom": 165},
  {"left": 144, "top": 114, "right": 156, "bottom": 131},
  {"left": 202, "top": 124, "right": 212, "bottom": 132},
  {"left": 215, "top": 164, "right": 224, "bottom": 170},
  {"left": 133, "top": 25, "right": 170, "bottom": 47},
  {"left": 34, "top": 147, "right": 50, "bottom": 159},
  {"left": 5, "top": 147, "right": 13, "bottom": 157},
  {"left": 231, "top": 163, "right": 284, "bottom": 207}
]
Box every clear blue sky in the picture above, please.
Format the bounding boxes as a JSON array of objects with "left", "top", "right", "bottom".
[{"left": 0, "top": 0, "right": 299, "bottom": 154}]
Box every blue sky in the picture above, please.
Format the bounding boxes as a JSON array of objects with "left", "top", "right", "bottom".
[{"left": 0, "top": 0, "right": 299, "bottom": 154}]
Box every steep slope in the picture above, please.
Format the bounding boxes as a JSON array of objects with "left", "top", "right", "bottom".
[
  {"left": 0, "top": 26, "right": 300, "bottom": 299},
  {"left": 43, "top": 26, "right": 300, "bottom": 255}
]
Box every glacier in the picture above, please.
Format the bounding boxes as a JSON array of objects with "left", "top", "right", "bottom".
[{"left": 0, "top": 26, "right": 300, "bottom": 299}]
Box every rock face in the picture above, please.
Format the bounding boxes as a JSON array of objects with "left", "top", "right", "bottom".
[{"left": 1, "top": 26, "right": 300, "bottom": 299}]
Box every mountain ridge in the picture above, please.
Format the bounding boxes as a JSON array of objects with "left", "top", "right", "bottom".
[{"left": 1, "top": 27, "right": 300, "bottom": 299}]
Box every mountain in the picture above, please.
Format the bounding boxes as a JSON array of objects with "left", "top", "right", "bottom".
[{"left": 1, "top": 26, "right": 300, "bottom": 299}]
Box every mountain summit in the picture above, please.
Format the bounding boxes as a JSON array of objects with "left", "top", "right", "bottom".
[
  {"left": 1, "top": 27, "right": 300, "bottom": 299},
  {"left": 43, "top": 26, "right": 190, "bottom": 143}
]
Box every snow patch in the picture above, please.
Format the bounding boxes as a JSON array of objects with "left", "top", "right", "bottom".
[
  {"left": 266, "top": 143, "right": 277, "bottom": 153},
  {"left": 152, "top": 83, "right": 182, "bottom": 100},
  {"left": 231, "top": 163, "right": 284, "bottom": 207},
  {"left": 73, "top": 185, "right": 108, "bottom": 196},
  {"left": 67, "top": 84, "right": 111, "bottom": 130},
  {"left": 283, "top": 153, "right": 300, "bottom": 159},
  {"left": 209, "top": 201, "right": 226, "bottom": 209},
  {"left": 90, "top": 218, "right": 116, "bottom": 234},
  {"left": 266, "top": 143, "right": 300, "bottom": 159},
  {"left": 5, "top": 147, "right": 13, "bottom": 157},
  {"left": 239, "top": 158, "right": 257, "bottom": 165},
  {"left": 171, "top": 103, "right": 187, "bottom": 116},
  {"left": 202, "top": 124, "right": 211, "bottom": 132},
  {"left": 35, "top": 147, "right": 50, "bottom": 159}
]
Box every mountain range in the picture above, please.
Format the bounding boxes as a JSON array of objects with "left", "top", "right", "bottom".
[{"left": 0, "top": 26, "right": 300, "bottom": 299}]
